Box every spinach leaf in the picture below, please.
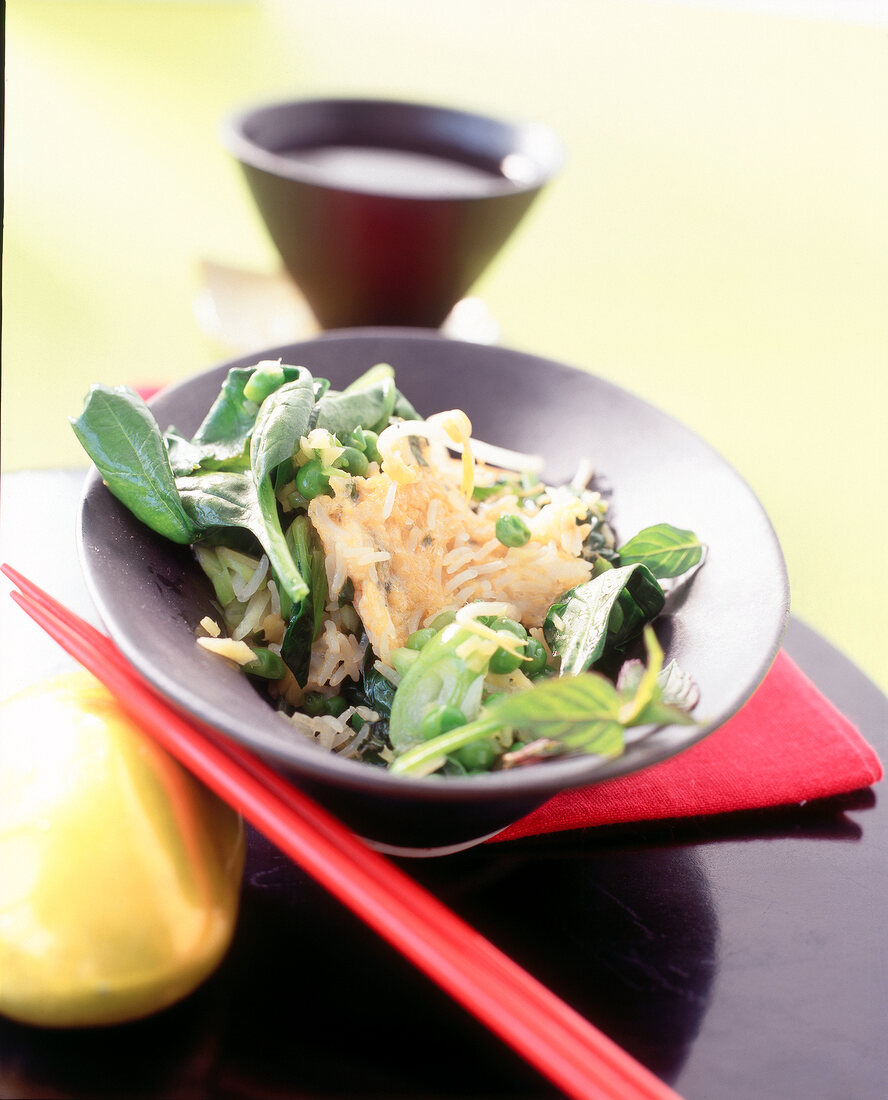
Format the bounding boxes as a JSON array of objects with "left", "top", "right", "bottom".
[
  {"left": 176, "top": 376, "right": 317, "bottom": 604},
  {"left": 284, "top": 515, "right": 327, "bottom": 637},
  {"left": 163, "top": 427, "right": 212, "bottom": 476},
  {"left": 312, "top": 378, "right": 397, "bottom": 438},
  {"left": 176, "top": 470, "right": 308, "bottom": 604},
  {"left": 280, "top": 598, "right": 314, "bottom": 686},
  {"left": 193, "top": 364, "right": 309, "bottom": 459},
  {"left": 617, "top": 524, "right": 704, "bottom": 579},
  {"left": 345, "top": 648, "right": 398, "bottom": 719},
  {"left": 392, "top": 388, "right": 420, "bottom": 422},
  {"left": 340, "top": 361, "right": 418, "bottom": 424},
  {"left": 253, "top": 374, "right": 318, "bottom": 496},
  {"left": 165, "top": 425, "right": 256, "bottom": 476},
  {"left": 164, "top": 363, "right": 313, "bottom": 477},
  {"left": 70, "top": 385, "right": 197, "bottom": 544},
  {"left": 544, "top": 564, "right": 665, "bottom": 676},
  {"left": 250, "top": 376, "right": 316, "bottom": 482},
  {"left": 581, "top": 513, "right": 619, "bottom": 564}
]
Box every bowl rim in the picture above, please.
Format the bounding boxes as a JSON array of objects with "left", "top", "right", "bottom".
[
  {"left": 218, "top": 95, "right": 565, "bottom": 200},
  {"left": 78, "top": 328, "right": 789, "bottom": 806}
]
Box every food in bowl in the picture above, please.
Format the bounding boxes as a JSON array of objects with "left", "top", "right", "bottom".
[{"left": 71, "top": 360, "right": 704, "bottom": 778}]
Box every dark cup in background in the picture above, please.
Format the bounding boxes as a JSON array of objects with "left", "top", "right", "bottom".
[{"left": 220, "top": 98, "right": 563, "bottom": 329}]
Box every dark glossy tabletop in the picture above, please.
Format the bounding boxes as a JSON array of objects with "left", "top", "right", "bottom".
[{"left": 1, "top": 470, "right": 885, "bottom": 1100}]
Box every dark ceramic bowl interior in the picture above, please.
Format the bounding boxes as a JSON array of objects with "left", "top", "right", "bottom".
[
  {"left": 78, "top": 331, "right": 789, "bottom": 855},
  {"left": 220, "top": 97, "right": 563, "bottom": 329}
]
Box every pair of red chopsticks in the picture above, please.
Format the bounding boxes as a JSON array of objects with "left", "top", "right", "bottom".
[{"left": 3, "top": 563, "right": 683, "bottom": 1100}]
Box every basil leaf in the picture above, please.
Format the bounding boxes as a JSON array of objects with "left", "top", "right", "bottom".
[
  {"left": 617, "top": 524, "right": 704, "bottom": 579},
  {"left": 545, "top": 564, "right": 665, "bottom": 676},
  {"left": 630, "top": 698, "right": 698, "bottom": 728},
  {"left": 617, "top": 657, "right": 698, "bottom": 711},
  {"left": 657, "top": 659, "right": 701, "bottom": 710},
  {"left": 70, "top": 385, "right": 197, "bottom": 544},
  {"left": 615, "top": 638, "right": 699, "bottom": 727},
  {"left": 390, "top": 626, "right": 699, "bottom": 776},
  {"left": 489, "top": 673, "right": 625, "bottom": 756}
]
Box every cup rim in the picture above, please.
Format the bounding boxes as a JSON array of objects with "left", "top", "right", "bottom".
[{"left": 219, "top": 95, "right": 565, "bottom": 199}]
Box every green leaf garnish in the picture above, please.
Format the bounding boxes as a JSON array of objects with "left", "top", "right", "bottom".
[
  {"left": 544, "top": 564, "right": 666, "bottom": 676},
  {"left": 70, "top": 385, "right": 197, "bottom": 544},
  {"left": 616, "top": 524, "right": 704, "bottom": 579}
]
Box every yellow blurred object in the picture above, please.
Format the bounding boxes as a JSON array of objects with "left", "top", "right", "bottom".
[{"left": 0, "top": 670, "right": 246, "bottom": 1027}]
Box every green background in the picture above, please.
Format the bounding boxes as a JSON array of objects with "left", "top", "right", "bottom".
[{"left": 3, "top": 1, "right": 886, "bottom": 692}]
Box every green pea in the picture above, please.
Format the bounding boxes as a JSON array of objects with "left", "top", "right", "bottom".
[
  {"left": 326, "top": 695, "right": 348, "bottom": 718},
  {"left": 487, "top": 617, "right": 528, "bottom": 675},
  {"left": 420, "top": 704, "right": 466, "bottom": 741},
  {"left": 241, "top": 647, "right": 287, "bottom": 680},
  {"left": 489, "top": 645, "right": 525, "bottom": 675},
  {"left": 243, "top": 362, "right": 285, "bottom": 404},
  {"left": 295, "top": 459, "right": 332, "bottom": 500},
  {"left": 495, "top": 513, "right": 532, "bottom": 548},
  {"left": 406, "top": 627, "right": 436, "bottom": 651},
  {"left": 492, "top": 617, "right": 527, "bottom": 641},
  {"left": 302, "top": 691, "right": 327, "bottom": 717},
  {"left": 340, "top": 446, "right": 369, "bottom": 477},
  {"left": 523, "top": 638, "right": 548, "bottom": 678},
  {"left": 453, "top": 739, "right": 498, "bottom": 772}
]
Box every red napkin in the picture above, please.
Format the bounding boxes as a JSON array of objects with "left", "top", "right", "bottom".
[{"left": 495, "top": 650, "right": 883, "bottom": 842}]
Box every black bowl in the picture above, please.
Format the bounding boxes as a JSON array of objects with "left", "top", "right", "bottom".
[
  {"left": 77, "top": 331, "right": 789, "bottom": 854},
  {"left": 220, "top": 97, "right": 563, "bottom": 329}
]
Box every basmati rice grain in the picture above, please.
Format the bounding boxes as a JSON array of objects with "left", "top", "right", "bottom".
[
  {"left": 446, "top": 567, "right": 479, "bottom": 592},
  {"left": 382, "top": 480, "right": 397, "bottom": 519}
]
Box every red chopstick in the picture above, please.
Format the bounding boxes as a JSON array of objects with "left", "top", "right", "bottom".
[{"left": 2, "top": 564, "right": 683, "bottom": 1100}]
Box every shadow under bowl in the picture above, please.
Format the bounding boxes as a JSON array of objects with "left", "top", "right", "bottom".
[
  {"left": 77, "top": 330, "right": 789, "bottom": 856},
  {"left": 220, "top": 97, "right": 563, "bottom": 329}
]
